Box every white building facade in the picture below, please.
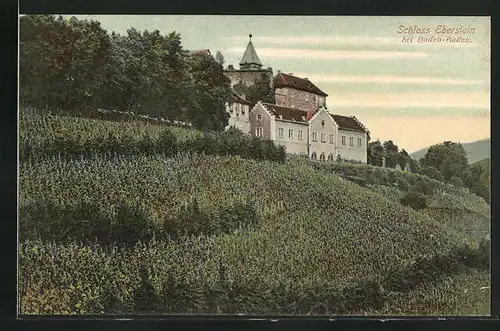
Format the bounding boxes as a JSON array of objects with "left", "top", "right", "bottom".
[
  {"left": 248, "top": 102, "right": 369, "bottom": 163},
  {"left": 225, "top": 91, "right": 252, "bottom": 133}
]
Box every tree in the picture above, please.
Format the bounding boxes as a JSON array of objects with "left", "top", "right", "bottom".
[
  {"left": 20, "top": 15, "right": 111, "bottom": 113},
  {"left": 397, "top": 149, "right": 410, "bottom": 170},
  {"left": 215, "top": 50, "right": 225, "bottom": 68},
  {"left": 421, "top": 166, "right": 444, "bottom": 182},
  {"left": 246, "top": 77, "right": 275, "bottom": 107},
  {"left": 382, "top": 140, "right": 399, "bottom": 168},
  {"left": 367, "top": 140, "right": 384, "bottom": 166},
  {"left": 186, "top": 52, "right": 232, "bottom": 131},
  {"left": 449, "top": 176, "right": 464, "bottom": 187},
  {"left": 420, "top": 141, "right": 468, "bottom": 181}
]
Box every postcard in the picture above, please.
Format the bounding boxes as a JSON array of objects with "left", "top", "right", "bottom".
[{"left": 18, "top": 15, "right": 490, "bottom": 316}]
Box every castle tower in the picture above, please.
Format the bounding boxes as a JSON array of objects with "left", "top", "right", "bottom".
[
  {"left": 239, "top": 34, "right": 263, "bottom": 70},
  {"left": 224, "top": 34, "right": 273, "bottom": 89}
]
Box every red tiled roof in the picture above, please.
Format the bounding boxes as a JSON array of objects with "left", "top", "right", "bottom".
[
  {"left": 232, "top": 91, "right": 251, "bottom": 105},
  {"left": 330, "top": 114, "right": 367, "bottom": 133},
  {"left": 274, "top": 73, "right": 328, "bottom": 97},
  {"left": 262, "top": 103, "right": 308, "bottom": 123}
]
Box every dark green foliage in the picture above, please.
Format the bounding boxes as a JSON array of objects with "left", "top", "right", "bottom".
[
  {"left": 165, "top": 198, "right": 260, "bottom": 238},
  {"left": 181, "top": 134, "right": 286, "bottom": 163},
  {"left": 449, "top": 176, "right": 464, "bottom": 187},
  {"left": 421, "top": 166, "right": 445, "bottom": 182},
  {"left": 411, "top": 179, "right": 437, "bottom": 196},
  {"left": 400, "top": 192, "right": 427, "bottom": 210},
  {"left": 232, "top": 77, "right": 275, "bottom": 108},
  {"left": 383, "top": 140, "right": 399, "bottom": 168},
  {"left": 20, "top": 15, "right": 232, "bottom": 133},
  {"left": 420, "top": 141, "right": 468, "bottom": 181},
  {"left": 367, "top": 140, "right": 384, "bottom": 166},
  {"left": 396, "top": 177, "right": 410, "bottom": 191},
  {"left": 382, "top": 239, "right": 489, "bottom": 293},
  {"left": 21, "top": 198, "right": 260, "bottom": 245},
  {"left": 464, "top": 158, "right": 490, "bottom": 204},
  {"left": 19, "top": 200, "right": 157, "bottom": 246}
]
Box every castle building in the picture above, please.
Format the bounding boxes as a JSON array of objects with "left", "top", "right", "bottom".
[
  {"left": 249, "top": 102, "right": 368, "bottom": 162},
  {"left": 224, "top": 35, "right": 369, "bottom": 163},
  {"left": 225, "top": 90, "right": 252, "bottom": 133},
  {"left": 223, "top": 35, "right": 274, "bottom": 89},
  {"left": 274, "top": 72, "right": 327, "bottom": 111}
]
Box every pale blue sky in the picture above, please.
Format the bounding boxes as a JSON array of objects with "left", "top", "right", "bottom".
[{"left": 68, "top": 15, "right": 490, "bottom": 152}]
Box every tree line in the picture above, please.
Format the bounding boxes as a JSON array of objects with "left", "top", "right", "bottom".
[
  {"left": 368, "top": 139, "right": 489, "bottom": 203},
  {"left": 20, "top": 15, "right": 232, "bottom": 131}
]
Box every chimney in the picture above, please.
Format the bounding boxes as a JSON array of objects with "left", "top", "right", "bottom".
[
  {"left": 277, "top": 70, "right": 281, "bottom": 75},
  {"left": 289, "top": 73, "right": 294, "bottom": 76}
]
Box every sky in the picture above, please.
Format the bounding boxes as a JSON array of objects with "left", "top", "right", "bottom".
[{"left": 71, "top": 15, "right": 490, "bottom": 153}]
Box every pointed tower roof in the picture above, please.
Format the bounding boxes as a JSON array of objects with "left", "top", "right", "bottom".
[{"left": 239, "top": 34, "right": 263, "bottom": 69}]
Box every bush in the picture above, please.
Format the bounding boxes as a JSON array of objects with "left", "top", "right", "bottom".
[
  {"left": 449, "top": 176, "right": 464, "bottom": 187},
  {"left": 400, "top": 192, "right": 427, "bottom": 210},
  {"left": 396, "top": 177, "right": 410, "bottom": 191},
  {"left": 411, "top": 179, "right": 436, "bottom": 196},
  {"left": 421, "top": 166, "right": 445, "bottom": 182}
]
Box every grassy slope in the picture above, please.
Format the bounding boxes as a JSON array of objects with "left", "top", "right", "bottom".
[
  {"left": 410, "top": 138, "right": 490, "bottom": 164},
  {"left": 19, "top": 115, "right": 491, "bottom": 315},
  {"left": 472, "top": 158, "right": 491, "bottom": 189},
  {"left": 364, "top": 269, "right": 490, "bottom": 316},
  {"left": 20, "top": 154, "right": 482, "bottom": 291}
]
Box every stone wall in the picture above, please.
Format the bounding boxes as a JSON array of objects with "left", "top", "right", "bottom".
[
  {"left": 224, "top": 68, "right": 274, "bottom": 88},
  {"left": 275, "top": 87, "right": 326, "bottom": 111}
]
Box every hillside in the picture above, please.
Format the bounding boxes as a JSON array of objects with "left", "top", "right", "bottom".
[
  {"left": 410, "top": 138, "right": 490, "bottom": 164},
  {"left": 18, "top": 114, "right": 491, "bottom": 316}
]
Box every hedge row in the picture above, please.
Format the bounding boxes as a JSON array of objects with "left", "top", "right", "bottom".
[
  {"left": 20, "top": 197, "right": 260, "bottom": 245},
  {"left": 22, "top": 129, "right": 286, "bottom": 163}
]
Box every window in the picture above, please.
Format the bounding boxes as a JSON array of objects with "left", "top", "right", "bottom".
[
  {"left": 288, "top": 129, "right": 294, "bottom": 139},
  {"left": 256, "top": 128, "right": 263, "bottom": 137},
  {"left": 320, "top": 153, "right": 325, "bottom": 161},
  {"left": 257, "top": 114, "right": 262, "bottom": 120},
  {"left": 229, "top": 104, "right": 234, "bottom": 113},
  {"left": 329, "top": 134, "right": 334, "bottom": 144},
  {"left": 357, "top": 138, "right": 362, "bottom": 147},
  {"left": 312, "top": 132, "right": 318, "bottom": 142},
  {"left": 298, "top": 130, "right": 303, "bottom": 140},
  {"left": 350, "top": 137, "right": 354, "bottom": 146},
  {"left": 321, "top": 120, "right": 325, "bottom": 128},
  {"left": 242, "top": 105, "right": 246, "bottom": 115},
  {"left": 311, "top": 152, "right": 317, "bottom": 160},
  {"left": 341, "top": 136, "right": 346, "bottom": 145},
  {"left": 236, "top": 104, "right": 240, "bottom": 116},
  {"left": 321, "top": 133, "right": 326, "bottom": 143},
  {"left": 328, "top": 153, "right": 334, "bottom": 161},
  {"left": 278, "top": 128, "right": 284, "bottom": 138}
]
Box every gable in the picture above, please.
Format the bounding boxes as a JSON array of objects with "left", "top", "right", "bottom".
[{"left": 330, "top": 114, "right": 367, "bottom": 133}]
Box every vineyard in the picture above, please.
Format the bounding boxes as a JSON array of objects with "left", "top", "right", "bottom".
[{"left": 18, "top": 113, "right": 491, "bottom": 315}]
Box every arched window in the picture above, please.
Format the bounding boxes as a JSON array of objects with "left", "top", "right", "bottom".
[
  {"left": 257, "top": 114, "right": 262, "bottom": 120},
  {"left": 321, "top": 120, "right": 325, "bottom": 128},
  {"left": 320, "top": 153, "right": 325, "bottom": 161},
  {"left": 311, "top": 152, "right": 317, "bottom": 160},
  {"left": 328, "top": 153, "right": 334, "bottom": 161}
]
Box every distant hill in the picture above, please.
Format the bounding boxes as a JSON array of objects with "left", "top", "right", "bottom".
[{"left": 410, "top": 138, "right": 490, "bottom": 164}]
